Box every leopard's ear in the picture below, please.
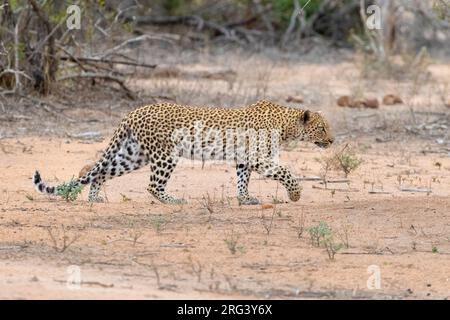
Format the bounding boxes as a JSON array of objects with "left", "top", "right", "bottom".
[{"left": 301, "top": 110, "right": 311, "bottom": 124}]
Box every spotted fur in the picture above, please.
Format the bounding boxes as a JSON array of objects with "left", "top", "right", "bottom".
[{"left": 33, "top": 100, "right": 334, "bottom": 204}]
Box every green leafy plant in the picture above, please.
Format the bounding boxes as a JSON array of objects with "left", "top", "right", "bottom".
[
  {"left": 317, "top": 145, "right": 363, "bottom": 180},
  {"left": 306, "top": 221, "right": 343, "bottom": 260},
  {"left": 322, "top": 234, "right": 343, "bottom": 260},
  {"left": 224, "top": 230, "right": 245, "bottom": 255},
  {"left": 150, "top": 215, "right": 168, "bottom": 234},
  {"left": 56, "top": 179, "right": 82, "bottom": 202},
  {"left": 335, "top": 150, "right": 363, "bottom": 177},
  {"left": 307, "top": 221, "right": 331, "bottom": 247}
]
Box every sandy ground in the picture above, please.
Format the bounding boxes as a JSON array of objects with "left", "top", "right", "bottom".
[
  {"left": 1, "top": 136, "right": 449, "bottom": 299},
  {"left": 0, "top": 44, "right": 449, "bottom": 299}
]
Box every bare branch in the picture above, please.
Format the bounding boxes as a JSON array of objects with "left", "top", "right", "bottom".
[
  {"left": 13, "top": 10, "right": 22, "bottom": 93},
  {"left": 60, "top": 55, "right": 157, "bottom": 69},
  {"left": 95, "top": 34, "right": 179, "bottom": 59},
  {"left": 57, "top": 72, "right": 136, "bottom": 100}
]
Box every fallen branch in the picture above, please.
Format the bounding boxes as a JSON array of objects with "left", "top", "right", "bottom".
[
  {"left": 368, "top": 191, "right": 391, "bottom": 195},
  {"left": 400, "top": 187, "right": 432, "bottom": 193},
  {"left": 81, "top": 281, "right": 114, "bottom": 288},
  {"left": 312, "top": 185, "right": 359, "bottom": 192},
  {"left": 20, "top": 94, "right": 76, "bottom": 123},
  {"left": 296, "top": 176, "right": 322, "bottom": 181},
  {"left": 95, "top": 34, "right": 179, "bottom": 59},
  {"left": 420, "top": 149, "right": 450, "bottom": 155},
  {"left": 130, "top": 15, "right": 230, "bottom": 37},
  {"left": 66, "top": 131, "right": 103, "bottom": 140},
  {"left": 60, "top": 55, "right": 157, "bottom": 69},
  {"left": 225, "top": 3, "right": 272, "bottom": 28},
  {"left": 319, "top": 179, "right": 350, "bottom": 184},
  {"left": 0, "top": 68, "right": 32, "bottom": 81},
  {"left": 53, "top": 279, "right": 114, "bottom": 288},
  {"left": 57, "top": 72, "right": 135, "bottom": 100},
  {"left": 56, "top": 45, "right": 89, "bottom": 72},
  {"left": 0, "top": 114, "right": 33, "bottom": 121},
  {"left": 297, "top": 176, "right": 350, "bottom": 184}
]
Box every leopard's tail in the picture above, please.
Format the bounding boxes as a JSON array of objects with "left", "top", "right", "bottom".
[
  {"left": 33, "top": 122, "right": 132, "bottom": 198},
  {"left": 33, "top": 170, "right": 92, "bottom": 196}
]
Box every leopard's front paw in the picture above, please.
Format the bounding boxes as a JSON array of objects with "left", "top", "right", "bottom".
[
  {"left": 288, "top": 189, "right": 302, "bottom": 202},
  {"left": 168, "top": 197, "right": 187, "bottom": 205},
  {"left": 159, "top": 195, "right": 187, "bottom": 205},
  {"left": 238, "top": 196, "right": 260, "bottom": 205},
  {"left": 88, "top": 196, "right": 104, "bottom": 203}
]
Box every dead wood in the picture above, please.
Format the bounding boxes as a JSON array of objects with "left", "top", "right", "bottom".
[
  {"left": 60, "top": 56, "right": 157, "bottom": 69},
  {"left": 312, "top": 185, "right": 359, "bottom": 192},
  {"left": 400, "top": 188, "right": 432, "bottom": 193},
  {"left": 57, "top": 72, "right": 135, "bottom": 100},
  {"left": 368, "top": 191, "right": 392, "bottom": 195},
  {"left": 130, "top": 15, "right": 230, "bottom": 37},
  {"left": 95, "top": 34, "right": 179, "bottom": 59}
]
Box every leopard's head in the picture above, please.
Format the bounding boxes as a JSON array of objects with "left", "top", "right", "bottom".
[{"left": 300, "top": 110, "right": 334, "bottom": 148}]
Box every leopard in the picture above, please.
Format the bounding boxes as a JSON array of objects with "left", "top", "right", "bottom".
[{"left": 33, "top": 100, "right": 334, "bottom": 205}]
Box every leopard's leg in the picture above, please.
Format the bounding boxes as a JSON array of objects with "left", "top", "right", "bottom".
[
  {"left": 236, "top": 163, "right": 260, "bottom": 205},
  {"left": 87, "top": 132, "right": 148, "bottom": 202},
  {"left": 251, "top": 159, "right": 302, "bottom": 202},
  {"left": 147, "top": 152, "right": 186, "bottom": 204},
  {"left": 88, "top": 177, "right": 106, "bottom": 203}
]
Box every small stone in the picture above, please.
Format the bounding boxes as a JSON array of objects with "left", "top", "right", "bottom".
[
  {"left": 337, "top": 95, "right": 351, "bottom": 107},
  {"left": 364, "top": 98, "right": 380, "bottom": 109},
  {"left": 348, "top": 99, "right": 365, "bottom": 108},
  {"left": 286, "top": 95, "right": 304, "bottom": 103},
  {"left": 383, "top": 94, "right": 403, "bottom": 105}
]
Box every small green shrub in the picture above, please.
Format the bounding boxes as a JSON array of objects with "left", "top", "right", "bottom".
[
  {"left": 306, "top": 221, "right": 343, "bottom": 260},
  {"left": 56, "top": 179, "right": 82, "bottom": 202},
  {"left": 334, "top": 150, "right": 363, "bottom": 177},
  {"left": 306, "top": 221, "right": 331, "bottom": 247},
  {"left": 151, "top": 216, "right": 168, "bottom": 234},
  {"left": 224, "top": 230, "right": 245, "bottom": 255},
  {"left": 322, "top": 234, "right": 343, "bottom": 261}
]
